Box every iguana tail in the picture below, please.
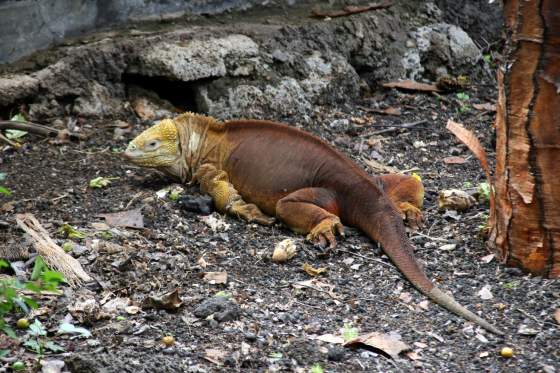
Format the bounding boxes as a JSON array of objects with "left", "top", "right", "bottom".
[{"left": 355, "top": 201, "right": 504, "bottom": 335}]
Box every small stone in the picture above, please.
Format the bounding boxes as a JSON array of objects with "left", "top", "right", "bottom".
[
  {"left": 244, "top": 332, "right": 257, "bottom": 342},
  {"left": 327, "top": 346, "right": 345, "bottom": 361}
]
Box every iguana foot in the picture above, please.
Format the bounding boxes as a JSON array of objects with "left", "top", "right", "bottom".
[
  {"left": 397, "top": 202, "right": 424, "bottom": 230},
  {"left": 306, "top": 216, "right": 344, "bottom": 249},
  {"left": 228, "top": 200, "right": 276, "bottom": 226}
]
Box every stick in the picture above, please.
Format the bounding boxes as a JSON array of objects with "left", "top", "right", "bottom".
[
  {"left": 311, "top": 1, "right": 392, "bottom": 18},
  {"left": 0, "top": 120, "right": 87, "bottom": 140},
  {"left": 15, "top": 213, "right": 92, "bottom": 287},
  {"left": 360, "top": 120, "right": 428, "bottom": 137}
]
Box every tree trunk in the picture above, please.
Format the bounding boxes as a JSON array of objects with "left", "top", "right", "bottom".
[{"left": 490, "top": 0, "right": 560, "bottom": 277}]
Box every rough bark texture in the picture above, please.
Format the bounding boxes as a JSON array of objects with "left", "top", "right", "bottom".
[{"left": 490, "top": 0, "right": 560, "bottom": 277}]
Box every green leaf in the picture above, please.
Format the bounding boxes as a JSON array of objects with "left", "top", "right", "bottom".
[
  {"left": 0, "top": 186, "right": 12, "bottom": 196},
  {"left": 89, "top": 176, "right": 119, "bottom": 189},
  {"left": 45, "top": 341, "right": 65, "bottom": 352},
  {"left": 477, "top": 182, "right": 491, "bottom": 203},
  {"left": 58, "top": 223, "right": 86, "bottom": 239},
  {"left": 31, "top": 256, "right": 47, "bottom": 281},
  {"left": 214, "top": 291, "right": 231, "bottom": 299},
  {"left": 456, "top": 92, "right": 470, "bottom": 101},
  {"left": 6, "top": 114, "right": 28, "bottom": 140},
  {"left": 23, "top": 339, "right": 42, "bottom": 354},
  {"left": 1, "top": 326, "right": 16, "bottom": 338},
  {"left": 310, "top": 364, "right": 324, "bottom": 373},
  {"left": 22, "top": 296, "right": 39, "bottom": 310},
  {"left": 28, "top": 319, "right": 47, "bottom": 337},
  {"left": 0, "top": 349, "right": 9, "bottom": 358},
  {"left": 0, "top": 259, "right": 9, "bottom": 269},
  {"left": 342, "top": 323, "right": 358, "bottom": 342},
  {"left": 24, "top": 282, "right": 41, "bottom": 293},
  {"left": 57, "top": 322, "right": 91, "bottom": 338},
  {"left": 10, "top": 113, "right": 25, "bottom": 122},
  {"left": 42, "top": 271, "right": 65, "bottom": 285}
]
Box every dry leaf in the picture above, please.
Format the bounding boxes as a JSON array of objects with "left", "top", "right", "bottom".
[
  {"left": 480, "top": 254, "right": 495, "bottom": 263},
  {"left": 554, "top": 309, "right": 560, "bottom": 325},
  {"left": 406, "top": 351, "right": 421, "bottom": 360},
  {"left": 201, "top": 214, "right": 230, "bottom": 232},
  {"left": 364, "top": 158, "right": 399, "bottom": 174},
  {"left": 344, "top": 332, "right": 411, "bottom": 358},
  {"left": 472, "top": 102, "right": 496, "bottom": 112},
  {"left": 204, "top": 348, "right": 228, "bottom": 365},
  {"left": 359, "top": 106, "right": 402, "bottom": 116},
  {"left": 98, "top": 208, "right": 144, "bottom": 229},
  {"left": 144, "top": 288, "right": 183, "bottom": 311},
  {"left": 446, "top": 120, "right": 494, "bottom": 212},
  {"left": 438, "top": 189, "right": 476, "bottom": 211},
  {"left": 272, "top": 239, "right": 297, "bottom": 263},
  {"left": 40, "top": 359, "right": 65, "bottom": 373},
  {"left": 313, "top": 333, "right": 345, "bottom": 344},
  {"left": 202, "top": 271, "right": 228, "bottom": 284},
  {"left": 197, "top": 255, "right": 208, "bottom": 268},
  {"left": 102, "top": 297, "right": 131, "bottom": 313},
  {"left": 477, "top": 285, "right": 493, "bottom": 300},
  {"left": 125, "top": 306, "right": 140, "bottom": 315},
  {"left": 443, "top": 156, "right": 466, "bottom": 164},
  {"left": 383, "top": 80, "right": 440, "bottom": 92},
  {"left": 399, "top": 292, "right": 413, "bottom": 303},
  {"left": 292, "top": 279, "right": 340, "bottom": 300},
  {"left": 303, "top": 263, "right": 327, "bottom": 277},
  {"left": 416, "top": 300, "right": 430, "bottom": 311}
]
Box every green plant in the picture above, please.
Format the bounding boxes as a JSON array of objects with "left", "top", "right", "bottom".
[
  {"left": 342, "top": 323, "right": 358, "bottom": 342},
  {"left": 89, "top": 176, "right": 119, "bottom": 189},
  {"left": 23, "top": 319, "right": 64, "bottom": 356},
  {"left": 58, "top": 223, "right": 86, "bottom": 240},
  {"left": 477, "top": 182, "right": 492, "bottom": 203},
  {"left": 0, "top": 186, "right": 11, "bottom": 196},
  {"left": 0, "top": 259, "right": 65, "bottom": 338},
  {"left": 310, "top": 363, "right": 324, "bottom": 373}
]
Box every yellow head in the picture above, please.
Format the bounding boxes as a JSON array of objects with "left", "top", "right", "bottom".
[{"left": 122, "top": 119, "right": 180, "bottom": 168}]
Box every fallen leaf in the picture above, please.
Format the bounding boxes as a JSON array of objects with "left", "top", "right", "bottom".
[
  {"left": 406, "top": 351, "right": 421, "bottom": 360},
  {"left": 204, "top": 348, "right": 228, "bottom": 365},
  {"left": 438, "top": 189, "right": 476, "bottom": 211},
  {"left": 202, "top": 271, "right": 228, "bottom": 284},
  {"left": 197, "top": 255, "right": 208, "bottom": 268},
  {"left": 98, "top": 208, "right": 144, "bottom": 229},
  {"left": 40, "top": 359, "right": 65, "bottom": 373},
  {"left": 125, "top": 306, "right": 140, "bottom": 315},
  {"left": 303, "top": 263, "right": 327, "bottom": 277},
  {"left": 292, "top": 279, "right": 340, "bottom": 300},
  {"left": 416, "top": 300, "right": 430, "bottom": 311},
  {"left": 344, "top": 332, "right": 411, "bottom": 358},
  {"left": 414, "top": 342, "right": 428, "bottom": 349},
  {"left": 443, "top": 156, "right": 466, "bottom": 164},
  {"left": 314, "top": 333, "right": 345, "bottom": 344},
  {"left": 144, "top": 288, "right": 183, "bottom": 311},
  {"left": 359, "top": 106, "right": 402, "bottom": 116},
  {"left": 480, "top": 254, "right": 495, "bottom": 263},
  {"left": 383, "top": 80, "right": 440, "bottom": 92},
  {"left": 472, "top": 102, "right": 496, "bottom": 112},
  {"left": 364, "top": 158, "right": 399, "bottom": 174},
  {"left": 201, "top": 214, "right": 230, "bottom": 232},
  {"left": 57, "top": 322, "right": 92, "bottom": 338},
  {"left": 517, "top": 325, "right": 539, "bottom": 336},
  {"left": 89, "top": 176, "right": 119, "bottom": 189},
  {"left": 479, "top": 351, "right": 490, "bottom": 358},
  {"left": 439, "top": 244, "right": 457, "bottom": 251},
  {"left": 554, "top": 309, "right": 560, "bottom": 324},
  {"left": 477, "top": 285, "right": 493, "bottom": 300},
  {"left": 399, "top": 292, "right": 413, "bottom": 303},
  {"left": 272, "top": 239, "right": 297, "bottom": 263},
  {"left": 102, "top": 297, "right": 131, "bottom": 314}
]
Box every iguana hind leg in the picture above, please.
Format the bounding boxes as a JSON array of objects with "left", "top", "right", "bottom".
[
  {"left": 377, "top": 174, "right": 424, "bottom": 229},
  {"left": 276, "top": 188, "right": 344, "bottom": 249},
  {"left": 195, "top": 164, "right": 275, "bottom": 225}
]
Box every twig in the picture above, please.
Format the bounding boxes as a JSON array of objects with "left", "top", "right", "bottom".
[
  {"left": 360, "top": 120, "right": 428, "bottom": 137},
  {"left": 311, "top": 1, "right": 392, "bottom": 18},
  {"left": 517, "top": 308, "right": 560, "bottom": 329},
  {"left": 0, "top": 120, "right": 86, "bottom": 140},
  {"left": 409, "top": 231, "right": 450, "bottom": 243},
  {"left": 0, "top": 132, "right": 19, "bottom": 147}
]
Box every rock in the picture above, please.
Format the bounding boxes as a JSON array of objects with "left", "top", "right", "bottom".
[
  {"left": 327, "top": 346, "right": 345, "bottom": 361},
  {"left": 193, "top": 296, "right": 240, "bottom": 322},
  {"left": 403, "top": 23, "right": 481, "bottom": 79},
  {"left": 178, "top": 195, "right": 213, "bottom": 215}
]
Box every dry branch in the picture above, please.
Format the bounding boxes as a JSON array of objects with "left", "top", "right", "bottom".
[
  {"left": 15, "top": 213, "right": 92, "bottom": 287},
  {"left": 311, "top": 1, "right": 392, "bottom": 18},
  {"left": 0, "top": 120, "right": 87, "bottom": 141}
]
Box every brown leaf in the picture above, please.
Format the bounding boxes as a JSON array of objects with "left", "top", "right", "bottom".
[
  {"left": 472, "top": 102, "right": 496, "bottom": 112},
  {"left": 442, "top": 156, "right": 466, "bottom": 164},
  {"left": 314, "top": 333, "right": 345, "bottom": 344},
  {"left": 303, "top": 263, "right": 327, "bottom": 277},
  {"left": 202, "top": 271, "right": 228, "bottom": 284},
  {"left": 344, "top": 332, "right": 411, "bottom": 358},
  {"left": 98, "top": 208, "right": 144, "bottom": 229},
  {"left": 438, "top": 189, "right": 476, "bottom": 211},
  {"left": 383, "top": 80, "right": 440, "bottom": 92},
  {"left": 144, "top": 288, "right": 183, "bottom": 311},
  {"left": 204, "top": 348, "right": 228, "bottom": 365},
  {"left": 364, "top": 158, "right": 400, "bottom": 174},
  {"left": 446, "top": 120, "right": 494, "bottom": 212}
]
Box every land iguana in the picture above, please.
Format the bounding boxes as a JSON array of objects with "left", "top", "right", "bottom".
[{"left": 122, "top": 112, "right": 502, "bottom": 335}]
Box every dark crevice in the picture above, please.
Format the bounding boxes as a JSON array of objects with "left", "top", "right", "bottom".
[{"left": 122, "top": 74, "right": 214, "bottom": 113}]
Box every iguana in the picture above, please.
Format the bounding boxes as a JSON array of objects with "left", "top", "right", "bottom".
[{"left": 123, "top": 112, "right": 502, "bottom": 335}]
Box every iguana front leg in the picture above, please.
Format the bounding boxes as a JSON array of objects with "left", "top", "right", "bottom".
[
  {"left": 194, "top": 164, "right": 275, "bottom": 225},
  {"left": 276, "top": 187, "right": 344, "bottom": 249},
  {"left": 377, "top": 174, "right": 425, "bottom": 229}
]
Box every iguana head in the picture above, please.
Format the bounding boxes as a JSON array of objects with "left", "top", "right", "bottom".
[{"left": 122, "top": 119, "right": 180, "bottom": 168}]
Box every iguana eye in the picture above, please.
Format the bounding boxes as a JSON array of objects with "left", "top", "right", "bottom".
[{"left": 146, "top": 140, "right": 160, "bottom": 150}]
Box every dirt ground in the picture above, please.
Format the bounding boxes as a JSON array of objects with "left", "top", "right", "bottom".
[{"left": 1, "top": 66, "right": 559, "bottom": 373}]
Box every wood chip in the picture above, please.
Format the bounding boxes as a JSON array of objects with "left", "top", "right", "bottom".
[{"left": 442, "top": 156, "right": 467, "bottom": 164}]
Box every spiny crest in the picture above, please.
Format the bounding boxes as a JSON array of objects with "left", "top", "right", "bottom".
[
  {"left": 174, "top": 112, "right": 224, "bottom": 131},
  {"left": 133, "top": 118, "right": 177, "bottom": 147}
]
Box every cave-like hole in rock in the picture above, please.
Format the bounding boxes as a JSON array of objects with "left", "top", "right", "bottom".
[{"left": 123, "top": 74, "right": 209, "bottom": 113}]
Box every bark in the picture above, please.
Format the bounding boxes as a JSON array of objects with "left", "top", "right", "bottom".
[{"left": 490, "top": 0, "right": 560, "bottom": 277}]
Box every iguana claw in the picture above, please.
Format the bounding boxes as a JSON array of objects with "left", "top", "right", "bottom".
[{"left": 306, "top": 216, "right": 344, "bottom": 249}]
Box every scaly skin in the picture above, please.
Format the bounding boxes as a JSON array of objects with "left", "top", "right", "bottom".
[{"left": 123, "top": 112, "right": 503, "bottom": 335}]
